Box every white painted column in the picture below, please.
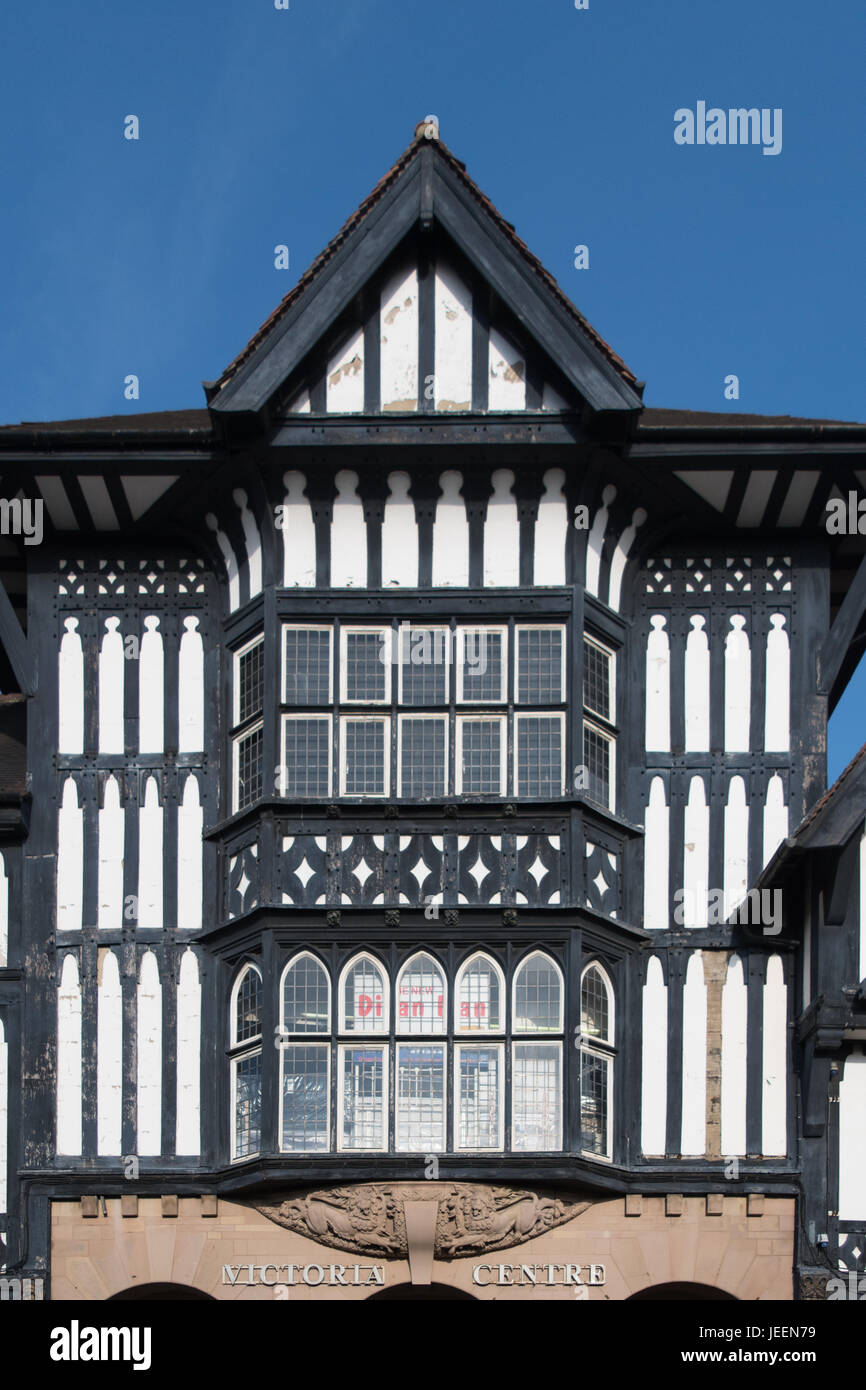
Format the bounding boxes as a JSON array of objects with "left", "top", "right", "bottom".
[
  {"left": 684, "top": 616, "right": 710, "bottom": 750},
  {"left": 136, "top": 951, "right": 162, "bottom": 1157},
  {"left": 724, "top": 615, "right": 751, "bottom": 752},
  {"left": 177, "top": 774, "right": 203, "bottom": 932},
  {"left": 645, "top": 616, "right": 671, "bottom": 752},
  {"left": 533, "top": 469, "right": 568, "bottom": 586},
  {"left": 98, "top": 617, "right": 124, "bottom": 754},
  {"left": 434, "top": 263, "right": 472, "bottom": 411},
  {"left": 97, "top": 949, "right": 122, "bottom": 1155},
  {"left": 381, "top": 471, "right": 418, "bottom": 587},
  {"left": 608, "top": 508, "right": 646, "bottom": 611},
  {"left": 206, "top": 513, "right": 240, "bottom": 611},
  {"left": 762, "top": 774, "right": 789, "bottom": 867},
  {"left": 761, "top": 954, "right": 787, "bottom": 1156},
  {"left": 585, "top": 486, "right": 615, "bottom": 597},
  {"left": 178, "top": 617, "right": 204, "bottom": 753},
  {"left": 97, "top": 776, "right": 124, "bottom": 931},
  {"left": 58, "top": 617, "right": 84, "bottom": 754},
  {"left": 380, "top": 265, "right": 418, "bottom": 411},
  {"left": 57, "top": 953, "right": 82, "bottom": 1156},
  {"left": 58, "top": 778, "right": 84, "bottom": 932},
  {"left": 764, "top": 615, "right": 790, "bottom": 752},
  {"left": 281, "top": 471, "right": 316, "bottom": 587},
  {"left": 137, "top": 776, "right": 163, "bottom": 929},
  {"left": 330, "top": 470, "right": 367, "bottom": 587},
  {"left": 432, "top": 471, "right": 469, "bottom": 586},
  {"left": 723, "top": 775, "right": 749, "bottom": 917},
  {"left": 681, "top": 951, "right": 708, "bottom": 1155},
  {"left": 176, "top": 949, "right": 201, "bottom": 1156},
  {"left": 683, "top": 775, "right": 710, "bottom": 929},
  {"left": 641, "top": 956, "right": 668, "bottom": 1154},
  {"left": 721, "top": 954, "right": 747, "bottom": 1156},
  {"left": 233, "top": 488, "right": 262, "bottom": 599},
  {"left": 839, "top": 1050, "right": 866, "bottom": 1219},
  {"left": 483, "top": 469, "right": 519, "bottom": 586},
  {"left": 139, "top": 616, "right": 164, "bottom": 754},
  {"left": 643, "top": 776, "right": 670, "bottom": 930}
]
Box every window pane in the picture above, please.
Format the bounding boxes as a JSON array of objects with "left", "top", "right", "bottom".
[
  {"left": 400, "top": 628, "right": 448, "bottom": 705},
  {"left": 395, "top": 1044, "right": 445, "bottom": 1151},
  {"left": 456, "top": 956, "right": 501, "bottom": 1032},
  {"left": 340, "top": 1046, "right": 385, "bottom": 1150},
  {"left": 282, "top": 1045, "right": 329, "bottom": 1152},
  {"left": 236, "top": 726, "right": 263, "bottom": 810},
  {"left": 235, "top": 969, "right": 261, "bottom": 1043},
  {"left": 283, "top": 718, "right": 331, "bottom": 797},
  {"left": 343, "top": 719, "right": 387, "bottom": 795},
  {"left": 460, "top": 629, "right": 503, "bottom": 702},
  {"left": 457, "top": 1047, "right": 501, "bottom": 1149},
  {"left": 514, "top": 953, "right": 561, "bottom": 1032},
  {"left": 342, "top": 958, "right": 387, "bottom": 1032},
  {"left": 237, "top": 641, "right": 264, "bottom": 724},
  {"left": 583, "top": 722, "right": 611, "bottom": 807},
  {"left": 344, "top": 630, "right": 388, "bottom": 702},
  {"left": 512, "top": 1042, "right": 561, "bottom": 1151},
  {"left": 283, "top": 956, "right": 329, "bottom": 1033},
  {"left": 397, "top": 953, "right": 446, "bottom": 1034},
  {"left": 517, "top": 715, "right": 562, "bottom": 797},
  {"left": 581, "top": 967, "right": 610, "bottom": 1042},
  {"left": 284, "top": 628, "right": 331, "bottom": 704},
  {"left": 517, "top": 628, "right": 563, "bottom": 703},
  {"left": 400, "top": 718, "right": 446, "bottom": 798},
  {"left": 583, "top": 639, "right": 612, "bottom": 721},
  {"left": 233, "top": 1052, "right": 261, "bottom": 1159},
  {"left": 581, "top": 1050, "right": 610, "bottom": 1156},
  {"left": 459, "top": 719, "right": 502, "bottom": 795}
]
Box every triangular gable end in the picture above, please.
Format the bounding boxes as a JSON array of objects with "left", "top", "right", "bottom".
[{"left": 210, "top": 122, "right": 642, "bottom": 421}]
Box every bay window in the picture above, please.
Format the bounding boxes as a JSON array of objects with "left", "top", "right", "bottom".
[{"left": 579, "top": 962, "right": 615, "bottom": 1160}]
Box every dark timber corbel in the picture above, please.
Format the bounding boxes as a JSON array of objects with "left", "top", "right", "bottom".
[{"left": 818, "top": 552, "right": 866, "bottom": 704}]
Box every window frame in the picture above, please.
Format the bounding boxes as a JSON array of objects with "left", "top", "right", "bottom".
[
  {"left": 578, "top": 961, "right": 615, "bottom": 1163},
  {"left": 454, "top": 1042, "right": 506, "bottom": 1152},
  {"left": 228, "top": 963, "right": 263, "bottom": 1163},
  {"left": 337, "top": 1042, "right": 389, "bottom": 1153},
  {"left": 281, "top": 623, "right": 334, "bottom": 705},
  {"left": 455, "top": 714, "right": 507, "bottom": 796},
  {"left": 515, "top": 623, "right": 567, "bottom": 705},
  {"left": 280, "top": 713, "right": 333, "bottom": 799},
  {"left": 338, "top": 951, "right": 390, "bottom": 1034},
  {"left": 456, "top": 625, "right": 508, "bottom": 704},
  {"left": 454, "top": 951, "right": 506, "bottom": 1035},
  {"left": 396, "top": 624, "right": 451, "bottom": 706},
  {"left": 339, "top": 714, "right": 391, "bottom": 797},
  {"left": 340, "top": 625, "right": 391, "bottom": 705},
  {"left": 514, "top": 710, "right": 566, "bottom": 798},
  {"left": 233, "top": 632, "right": 265, "bottom": 727}
]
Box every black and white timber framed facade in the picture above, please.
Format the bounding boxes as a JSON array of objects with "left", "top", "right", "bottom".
[{"left": 0, "top": 118, "right": 864, "bottom": 1301}]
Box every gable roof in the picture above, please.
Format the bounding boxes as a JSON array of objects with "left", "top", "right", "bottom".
[{"left": 208, "top": 121, "right": 643, "bottom": 417}]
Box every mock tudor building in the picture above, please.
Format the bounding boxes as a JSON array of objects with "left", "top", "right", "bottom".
[{"left": 0, "top": 118, "right": 865, "bottom": 1301}]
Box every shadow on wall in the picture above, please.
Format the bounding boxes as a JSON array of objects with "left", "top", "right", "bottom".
[{"left": 628, "top": 1282, "right": 737, "bottom": 1301}]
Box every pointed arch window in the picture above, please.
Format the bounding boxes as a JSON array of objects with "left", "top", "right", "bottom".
[
  {"left": 280, "top": 953, "right": 330, "bottom": 1153},
  {"left": 229, "top": 964, "right": 262, "bottom": 1160},
  {"left": 512, "top": 952, "right": 563, "bottom": 1151},
  {"left": 579, "top": 962, "right": 614, "bottom": 1160}
]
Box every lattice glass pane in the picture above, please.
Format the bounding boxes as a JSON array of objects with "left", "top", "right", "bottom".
[
  {"left": 457, "top": 1047, "right": 501, "bottom": 1149},
  {"left": 344, "top": 630, "right": 388, "bottom": 701},
  {"left": 237, "top": 640, "right": 264, "bottom": 724},
  {"left": 512, "top": 1042, "right": 561, "bottom": 1151},
  {"left": 340, "top": 1046, "right": 385, "bottom": 1150},
  {"left": 517, "top": 628, "right": 563, "bottom": 703},
  {"left": 284, "top": 628, "right": 331, "bottom": 705},
  {"left": 343, "top": 719, "right": 387, "bottom": 795},
  {"left": 397, "top": 953, "right": 446, "bottom": 1034},
  {"left": 581, "top": 967, "right": 610, "bottom": 1042},
  {"left": 514, "top": 953, "right": 561, "bottom": 1032},
  {"left": 456, "top": 956, "right": 501, "bottom": 1032},
  {"left": 583, "top": 722, "right": 611, "bottom": 808},
  {"left": 400, "top": 717, "right": 446, "bottom": 798},
  {"left": 460, "top": 629, "right": 504, "bottom": 702},
  {"left": 459, "top": 719, "right": 502, "bottom": 795},
  {"left": 342, "top": 958, "right": 387, "bottom": 1032},
  {"left": 400, "top": 628, "right": 448, "bottom": 705},
  {"left": 583, "top": 639, "right": 612, "bottom": 720},
  {"left": 517, "top": 715, "right": 563, "bottom": 797},
  {"left": 235, "top": 968, "right": 261, "bottom": 1043},
  {"left": 581, "top": 1050, "right": 610, "bottom": 1156},
  {"left": 395, "top": 1045, "right": 445, "bottom": 1151},
  {"left": 283, "top": 955, "right": 330, "bottom": 1033},
  {"left": 233, "top": 1051, "right": 262, "bottom": 1158},
  {"left": 283, "top": 718, "right": 331, "bottom": 797},
  {"left": 235, "top": 725, "right": 263, "bottom": 810},
  {"left": 282, "top": 1045, "right": 329, "bottom": 1152}
]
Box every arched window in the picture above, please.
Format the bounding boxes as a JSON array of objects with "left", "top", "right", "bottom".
[
  {"left": 394, "top": 953, "right": 447, "bottom": 1153},
  {"left": 396, "top": 952, "right": 446, "bottom": 1034},
  {"left": 455, "top": 952, "right": 504, "bottom": 1033},
  {"left": 280, "top": 954, "right": 330, "bottom": 1153},
  {"left": 579, "top": 962, "right": 615, "bottom": 1160},
  {"left": 511, "top": 952, "right": 563, "bottom": 1152},
  {"left": 338, "top": 954, "right": 389, "bottom": 1152},
  {"left": 229, "top": 964, "right": 262, "bottom": 1161}
]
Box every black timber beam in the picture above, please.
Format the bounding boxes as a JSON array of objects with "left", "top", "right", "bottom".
[
  {"left": 0, "top": 576, "right": 33, "bottom": 694},
  {"left": 819, "top": 552, "right": 866, "bottom": 707}
]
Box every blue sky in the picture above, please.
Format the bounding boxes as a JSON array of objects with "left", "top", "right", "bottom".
[{"left": 1, "top": 0, "right": 863, "bottom": 775}]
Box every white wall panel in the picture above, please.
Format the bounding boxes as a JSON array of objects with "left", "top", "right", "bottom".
[
  {"left": 643, "top": 776, "right": 670, "bottom": 931},
  {"left": 721, "top": 954, "right": 747, "bottom": 1156},
  {"left": 380, "top": 266, "right": 418, "bottom": 411},
  {"left": 281, "top": 471, "right": 316, "bottom": 587},
  {"left": 839, "top": 1050, "right": 866, "bottom": 1220},
  {"left": 58, "top": 617, "right": 84, "bottom": 754},
  {"left": 330, "top": 470, "right": 367, "bottom": 587},
  {"left": 488, "top": 328, "right": 525, "bottom": 410},
  {"left": 533, "top": 469, "right": 567, "bottom": 586},
  {"left": 97, "top": 776, "right": 124, "bottom": 931},
  {"left": 137, "top": 776, "right": 163, "bottom": 929},
  {"left": 434, "top": 263, "right": 472, "bottom": 411},
  {"left": 764, "top": 614, "right": 790, "bottom": 752},
  {"left": 681, "top": 951, "right": 707, "bottom": 1155},
  {"left": 724, "top": 615, "right": 751, "bottom": 752},
  {"left": 57, "top": 953, "right": 82, "bottom": 1156},
  {"left": 176, "top": 949, "right": 201, "bottom": 1156},
  {"left": 483, "top": 469, "right": 519, "bottom": 586},
  {"left": 178, "top": 616, "right": 204, "bottom": 753},
  {"left": 98, "top": 617, "right": 124, "bottom": 754},
  {"left": 136, "top": 951, "right": 162, "bottom": 1157},
  {"left": 432, "top": 471, "right": 469, "bottom": 587},
  {"left": 684, "top": 616, "right": 710, "bottom": 751},
  {"left": 645, "top": 616, "right": 670, "bottom": 752},
  {"left": 97, "top": 949, "right": 122, "bottom": 1155},
  {"left": 177, "top": 774, "right": 203, "bottom": 932},
  {"left": 139, "top": 616, "right": 164, "bottom": 754},
  {"left": 381, "top": 471, "right": 418, "bottom": 587},
  {"left": 724, "top": 776, "right": 749, "bottom": 917},
  {"left": 762, "top": 954, "right": 787, "bottom": 1156},
  {"left": 326, "top": 328, "right": 364, "bottom": 413},
  {"left": 641, "top": 955, "right": 668, "bottom": 1154}
]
